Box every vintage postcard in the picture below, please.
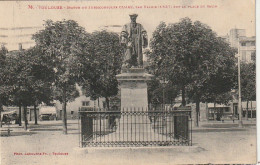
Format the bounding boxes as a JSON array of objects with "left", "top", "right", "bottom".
[{"left": 0, "top": 0, "right": 256, "bottom": 164}]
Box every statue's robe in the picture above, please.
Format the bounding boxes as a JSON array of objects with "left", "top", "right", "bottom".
[{"left": 121, "top": 23, "right": 148, "bottom": 67}]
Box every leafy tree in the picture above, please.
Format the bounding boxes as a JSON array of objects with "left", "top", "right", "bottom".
[
  {"left": 6, "top": 50, "right": 36, "bottom": 130},
  {"left": 241, "top": 61, "right": 256, "bottom": 119},
  {"left": 2, "top": 50, "right": 24, "bottom": 126},
  {"left": 33, "top": 20, "right": 89, "bottom": 134},
  {"left": 3, "top": 46, "right": 54, "bottom": 129},
  {"left": 24, "top": 47, "right": 55, "bottom": 125},
  {"left": 78, "top": 31, "right": 123, "bottom": 109},
  {"left": 0, "top": 45, "right": 9, "bottom": 127},
  {"left": 148, "top": 18, "right": 236, "bottom": 126}
]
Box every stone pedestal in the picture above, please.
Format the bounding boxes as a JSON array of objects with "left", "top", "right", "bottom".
[
  {"left": 90, "top": 68, "right": 169, "bottom": 144},
  {"left": 116, "top": 68, "right": 153, "bottom": 110}
]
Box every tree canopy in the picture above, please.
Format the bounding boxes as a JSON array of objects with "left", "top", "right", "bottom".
[
  {"left": 0, "top": 46, "right": 9, "bottom": 127},
  {"left": 32, "top": 19, "right": 90, "bottom": 134},
  {"left": 241, "top": 61, "right": 256, "bottom": 102},
  {"left": 0, "top": 46, "right": 10, "bottom": 106},
  {"left": 148, "top": 18, "right": 237, "bottom": 126},
  {"left": 78, "top": 30, "right": 123, "bottom": 109}
]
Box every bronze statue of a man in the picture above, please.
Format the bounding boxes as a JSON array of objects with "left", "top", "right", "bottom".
[{"left": 120, "top": 14, "right": 148, "bottom": 68}]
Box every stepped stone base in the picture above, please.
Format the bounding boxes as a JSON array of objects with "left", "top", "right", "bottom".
[{"left": 73, "top": 146, "right": 203, "bottom": 155}]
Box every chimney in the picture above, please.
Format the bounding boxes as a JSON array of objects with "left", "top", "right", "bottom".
[{"left": 19, "top": 43, "right": 22, "bottom": 50}]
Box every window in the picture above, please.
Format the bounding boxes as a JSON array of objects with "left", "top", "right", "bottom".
[
  {"left": 241, "top": 42, "right": 246, "bottom": 46},
  {"left": 225, "top": 107, "right": 229, "bottom": 112},
  {"left": 251, "top": 41, "right": 255, "bottom": 46},
  {"left": 82, "top": 101, "right": 90, "bottom": 107},
  {"left": 241, "top": 51, "right": 246, "bottom": 61},
  {"left": 251, "top": 52, "right": 256, "bottom": 61},
  {"left": 103, "top": 101, "right": 106, "bottom": 109},
  {"left": 71, "top": 111, "right": 74, "bottom": 115}
]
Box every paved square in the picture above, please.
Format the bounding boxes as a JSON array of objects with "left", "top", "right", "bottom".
[{"left": 0, "top": 120, "right": 256, "bottom": 165}]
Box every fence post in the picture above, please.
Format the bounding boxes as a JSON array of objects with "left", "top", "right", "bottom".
[
  {"left": 174, "top": 115, "right": 188, "bottom": 143},
  {"left": 81, "top": 113, "right": 93, "bottom": 147}
]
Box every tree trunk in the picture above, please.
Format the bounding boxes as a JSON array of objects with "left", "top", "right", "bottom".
[
  {"left": 94, "top": 99, "right": 96, "bottom": 109},
  {"left": 62, "top": 89, "right": 68, "bottom": 135},
  {"left": 98, "top": 97, "right": 100, "bottom": 109},
  {"left": 205, "top": 102, "right": 209, "bottom": 121},
  {"left": 18, "top": 104, "right": 22, "bottom": 126},
  {"left": 0, "top": 102, "right": 2, "bottom": 128},
  {"left": 34, "top": 104, "right": 38, "bottom": 125},
  {"left": 23, "top": 106, "right": 28, "bottom": 130},
  {"left": 181, "top": 86, "right": 186, "bottom": 106},
  {"left": 246, "top": 100, "right": 249, "bottom": 120},
  {"left": 195, "top": 101, "right": 200, "bottom": 127},
  {"left": 214, "top": 102, "right": 216, "bottom": 121},
  {"left": 105, "top": 97, "right": 110, "bottom": 110},
  {"left": 250, "top": 101, "right": 253, "bottom": 119}
]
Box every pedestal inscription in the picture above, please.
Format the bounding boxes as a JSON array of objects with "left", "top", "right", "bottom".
[
  {"left": 121, "top": 83, "right": 148, "bottom": 110},
  {"left": 116, "top": 68, "right": 153, "bottom": 111}
]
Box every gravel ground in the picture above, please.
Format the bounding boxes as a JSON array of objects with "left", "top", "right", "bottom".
[{"left": 0, "top": 120, "right": 256, "bottom": 165}]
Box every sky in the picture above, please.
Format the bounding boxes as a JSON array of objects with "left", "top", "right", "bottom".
[{"left": 0, "top": 0, "right": 256, "bottom": 50}]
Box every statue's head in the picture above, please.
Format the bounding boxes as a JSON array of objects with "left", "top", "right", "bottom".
[{"left": 129, "top": 14, "right": 138, "bottom": 23}]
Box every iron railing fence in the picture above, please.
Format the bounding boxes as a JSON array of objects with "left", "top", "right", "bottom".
[{"left": 79, "top": 108, "right": 192, "bottom": 147}]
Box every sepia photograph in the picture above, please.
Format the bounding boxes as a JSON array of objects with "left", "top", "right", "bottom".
[{"left": 0, "top": 0, "right": 256, "bottom": 164}]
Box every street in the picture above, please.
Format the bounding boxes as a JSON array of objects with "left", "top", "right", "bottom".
[{"left": 0, "top": 119, "right": 256, "bottom": 165}]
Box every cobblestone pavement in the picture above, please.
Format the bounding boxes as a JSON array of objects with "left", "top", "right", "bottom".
[{"left": 0, "top": 119, "right": 256, "bottom": 165}]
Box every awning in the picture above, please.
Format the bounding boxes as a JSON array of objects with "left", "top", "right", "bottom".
[
  {"left": 1, "top": 110, "right": 17, "bottom": 115},
  {"left": 1, "top": 110, "right": 17, "bottom": 118},
  {"left": 208, "top": 103, "right": 229, "bottom": 108},
  {"left": 173, "top": 103, "right": 181, "bottom": 108},
  {"left": 242, "top": 101, "right": 256, "bottom": 109},
  {"left": 39, "top": 106, "right": 56, "bottom": 115}
]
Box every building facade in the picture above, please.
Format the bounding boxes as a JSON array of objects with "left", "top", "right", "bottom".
[
  {"left": 223, "top": 28, "right": 256, "bottom": 63},
  {"left": 205, "top": 28, "right": 256, "bottom": 121},
  {"left": 55, "top": 96, "right": 107, "bottom": 120},
  {"left": 0, "top": 26, "right": 41, "bottom": 51},
  {"left": 239, "top": 36, "right": 256, "bottom": 63},
  {"left": 229, "top": 28, "right": 246, "bottom": 48}
]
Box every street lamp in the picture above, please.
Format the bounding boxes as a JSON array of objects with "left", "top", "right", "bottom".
[
  {"left": 159, "top": 79, "right": 168, "bottom": 110},
  {"left": 237, "top": 39, "right": 243, "bottom": 127}
]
